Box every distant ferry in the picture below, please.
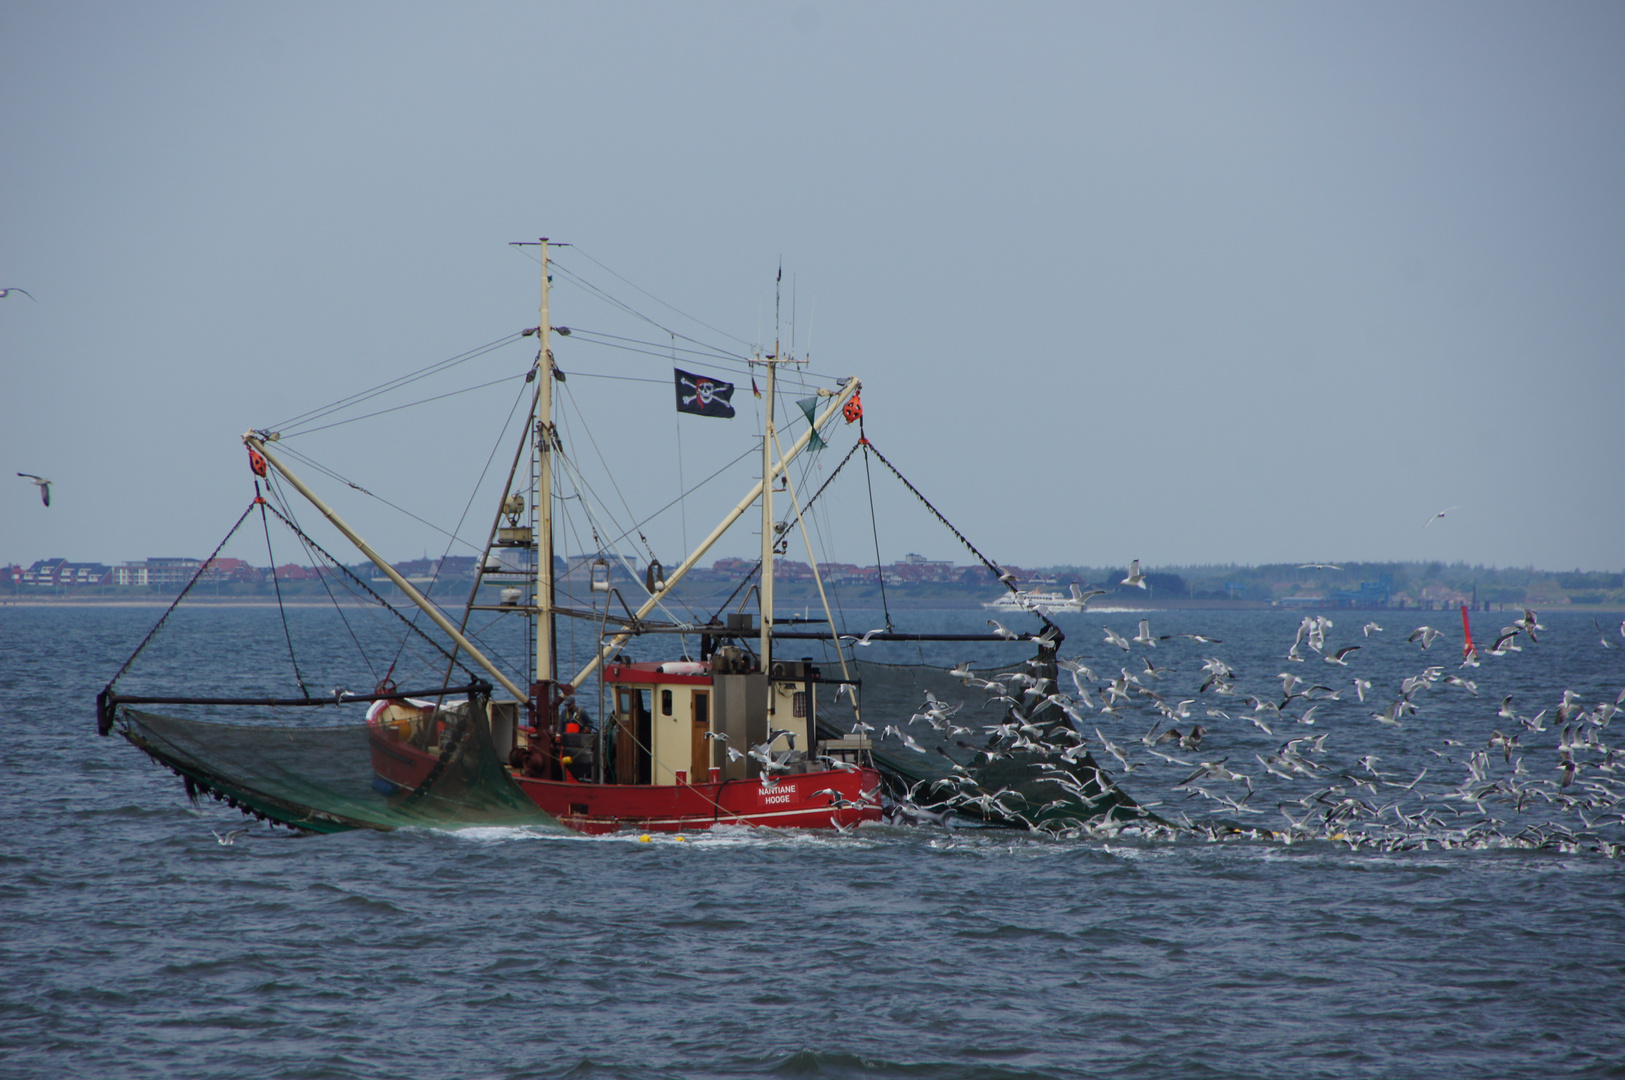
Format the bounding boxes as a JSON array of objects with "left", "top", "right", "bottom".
[{"left": 984, "top": 584, "right": 1096, "bottom": 613}]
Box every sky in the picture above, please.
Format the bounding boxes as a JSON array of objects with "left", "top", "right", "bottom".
[{"left": 3, "top": 1, "right": 1622, "bottom": 578}]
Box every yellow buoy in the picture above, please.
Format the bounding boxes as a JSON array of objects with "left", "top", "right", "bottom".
[{"left": 638, "top": 834, "right": 653, "bottom": 843}]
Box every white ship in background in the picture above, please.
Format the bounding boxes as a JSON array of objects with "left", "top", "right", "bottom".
[{"left": 983, "top": 583, "right": 1101, "bottom": 614}]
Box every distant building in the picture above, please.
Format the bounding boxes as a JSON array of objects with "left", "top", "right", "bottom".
[
  {"left": 113, "top": 558, "right": 202, "bottom": 587},
  {"left": 201, "top": 557, "right": 265, "bottom": 584},
  {"left": 19, "top": 558, "right": 111, "bottom": 588},
  {"left": 1331, "top": 575, "right": 1391, "bottom": 609},
  {"left": 391, "top": 555, "right": 482, "bottom": 580}
]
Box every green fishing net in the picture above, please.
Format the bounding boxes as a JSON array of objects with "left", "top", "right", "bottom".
[{"left": 118, "top": 698, "right": 555, "bottom": 833}]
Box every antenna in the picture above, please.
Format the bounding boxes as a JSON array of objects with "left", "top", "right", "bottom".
[{"left": 773, "top": 259, "right": 782, "bottom": 359}]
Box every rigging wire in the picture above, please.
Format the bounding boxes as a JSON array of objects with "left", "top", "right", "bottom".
[
  {"left": 858, "top": 425, "right": 893, "bottom": 632},
  {"left": 269, "top": 443, "right": 487, "bottom": 558},
  {"left": 562, "top": 245, "right": 754, "bottom": 348},
  {"left": 271, "top": 332, "right": 526, "bottom": 434},
  {"left": 281, "top": 371, "right": 531, "bottom": 438},
  {"left": 103, "top": 499, "right": 261, "bottom": 697},
  {"left": 264, "top": 472, "right": 382, "bottom": 683},
  {"left": 392, "top": 371, "right": 534, "bottom": 675},
  {"left": 256, "top": 482, "right": 310, "bottom": 699},
  {"left": 261, "top": 493, "right": 474, "bottom": 678},
  {"left": 556, "top": 442, "right": 758, "bottom": 573},
  {"left": 563, "top": 326, "right": 748, "bottom": 366},
  {"left": 550, "top": 262, "right": 738, "bottom": 362},
  {"left": 550, "top": 440, "right": 690, "bottom": 627}
]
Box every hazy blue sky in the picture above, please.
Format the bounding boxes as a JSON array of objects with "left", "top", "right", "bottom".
[{"left": 3, "top": 2, "right": 1622, "bottom": 577}]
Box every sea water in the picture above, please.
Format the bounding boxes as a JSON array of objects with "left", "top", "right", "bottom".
[{"left": 2, "top": 603, "right": 1622, "bottom": 1079}]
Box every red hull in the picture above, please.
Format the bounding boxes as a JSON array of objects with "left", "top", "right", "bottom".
[
  {"left": 367, "top": 726, "right": 881, "bottom": 835},
  {"left": 511, "top": 768, "right": 884, "bottom": 834}
]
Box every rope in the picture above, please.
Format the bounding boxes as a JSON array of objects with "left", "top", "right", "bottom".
[
  {"left": 265, "top": 474, "right": 382, "bottom": 683},
  {"left": 705, "top": 439, "right": 865, "bottom": 624},
  {"left": 858, "top": 421, "right": 892, "bottom": 631},
  {"left": 257, "top": 482, "right": 309, "bottom": 699},
  {"left": 858, "top": 436, "right": 1060, "bottom": 638},
  {"left": 103, "top": 499, "right": 260, "bottom": 696},
  {"left": 260, "top": 501, "right": 478, "bottom": 680}
]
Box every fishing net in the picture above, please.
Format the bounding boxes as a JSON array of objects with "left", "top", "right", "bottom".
[
  {"left": 116, "top": 696, "right": 554, "bottom": 833},
  {"left": 820, "top": 657, "right": 1153, "bottom": 832}
]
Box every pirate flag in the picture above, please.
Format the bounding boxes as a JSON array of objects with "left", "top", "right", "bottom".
[{"left": 674, "top": 368, "right": 736, "bottom": 419}]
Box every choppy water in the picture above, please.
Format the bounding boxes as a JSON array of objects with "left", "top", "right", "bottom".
[{"left": 3, "top": 603, "right": 1623, "bottom": 1079}]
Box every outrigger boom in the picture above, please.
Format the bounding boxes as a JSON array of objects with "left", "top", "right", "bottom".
[{"left": 242, "top": 432, "right": 530, "bottom": 704}]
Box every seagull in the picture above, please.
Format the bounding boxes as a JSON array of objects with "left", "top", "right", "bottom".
[
  {"left": 1423, "top": 506, "right": 1459, "bottom": 528},
  {"left": 1362, "top": 622, "right": 1383, "bottom": 636},
  {"left": 1069, "top": 585, "right": 1107, "bottom": 609},
  {"left": 1408, "top": 626, "right": 1443, "bottom": 650},
  {"left": 1121, "top": 560, "right": 1147, "bottom": 589},
  {"left": 0, "top": 288, "right": 37, "bottom": 301},
  {"left": 1027, "top": 627, "right": 1059, "bottom": 650},
  {"left": 211, "top": 827, "right": 249, "bottom": 845},
  {"left": 16, "top": 473, "right": 51, "bottom": 507},
  {"left": 987, "top": 619, "right": 1019, "bottom": 641},
  {"left": 1094, "top": 728, "right": 1138, "bottom": 773},
  {"left": 1323, "top": 645, "right": 1362, "bottom": 667},
  {"left": 1102, "top": 626, "right": 1131, "bottom": 652},
  {"left": 1132, "top": 620, "right": 1156, "bottom": 648},
  {"left": 1298, "top": 563, "right": 1342, "bottom": 571},
  {"left": 839, "top": 627, "right": 887, "bottom": 646}
]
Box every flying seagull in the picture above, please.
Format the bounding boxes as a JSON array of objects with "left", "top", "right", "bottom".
[
  {"left": 0, "top": 288, "right": 37, "bottom": 301},
  {"left": 1121, "top": 559, "right": 1147, "bottom": 589},
  {"left": 1423, "top": 506, "right": 1459, "bottom": 528},
  {"left": 17, "top": 473, "right": 51, "bottom": 506}
]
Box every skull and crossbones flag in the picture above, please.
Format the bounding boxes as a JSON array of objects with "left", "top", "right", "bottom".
[{"left": 674, "top": 368, "right": 736, "bottom": 419}]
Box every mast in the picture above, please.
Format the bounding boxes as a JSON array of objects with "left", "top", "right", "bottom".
[
  {"left": 759, "top": 354, "right": 776, "bottom": 691},
  {"left": 536, "top": 239, "right": 555, "bottom": 697}
]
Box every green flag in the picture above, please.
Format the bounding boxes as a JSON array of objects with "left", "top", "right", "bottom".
[{"left": 796, "top": 397, "right": 826, "bottom": 451}]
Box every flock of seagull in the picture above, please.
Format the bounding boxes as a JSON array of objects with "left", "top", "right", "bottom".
[{"left": 865, "top": 595, "right": 1625, "bottom": 856}]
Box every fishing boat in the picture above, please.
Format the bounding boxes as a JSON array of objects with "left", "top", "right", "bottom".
[
  {"left": 242, "top": 240, "right": 884, "bottom": 833},
  {"left": 100, "top": 239, "right": 1144, "bottom": 837}
]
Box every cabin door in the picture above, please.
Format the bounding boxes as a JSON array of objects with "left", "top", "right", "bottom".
[
  {"left": 690, "top": 690, "right": 711, "bottom": 779},
  {"left": 616, "top": 688, "right": 652, "bottom": 785}
]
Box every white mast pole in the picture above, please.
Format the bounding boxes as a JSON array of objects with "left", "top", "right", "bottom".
[
  {"left": 536, "top": 239, "right": 554, "bottom": 701},
  {"left": 760, "top": 356, "right": 776, "bottom": 696}
]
